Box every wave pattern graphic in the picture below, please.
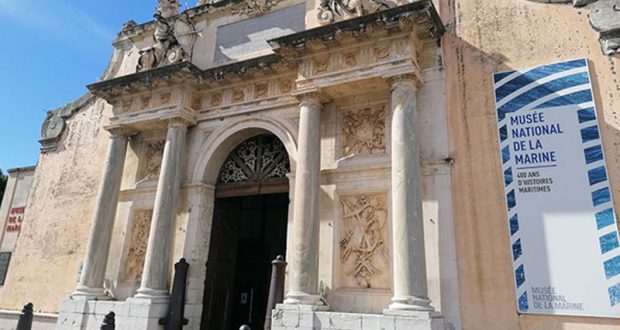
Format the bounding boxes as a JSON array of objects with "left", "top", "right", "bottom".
[{"left": 493, "top": 58, "right": 620, "bottom": 312}]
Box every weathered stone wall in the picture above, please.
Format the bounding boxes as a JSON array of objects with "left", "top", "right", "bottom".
[
  {"left": 442, "top": 0, "right": 620, "bottom": 328},
  {"left": 0, "top": 99, "right": 112, "bottom": 313},
  {"left": 0, "top": 167, "right": 35, "bottom": 254}
]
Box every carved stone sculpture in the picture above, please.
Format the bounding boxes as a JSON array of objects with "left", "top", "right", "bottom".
[
  {"left": 340, "top": 194, "right": 390, "bottom": 289},
  {"left": 590, "top": 0, "right": 620, "bottom": 55},
  {"left": 158, "top": 0, "right": 181, "bottom": 18},
  {"left": 140, "top": 141, "right": 165, "bottom": 181},
  {"left": 527, "top": 0, "right": 620, "bottom": 55},
  {"left": 317, "top": 0, "right": 396, "bottom": 25},
  {"left": 40, "top": 93, "right": 94, "bottom": 152},
  {"left": 232, "top": 0, "right": 281, "bottom": 17},
  {"left": 136, "top": 13, "right": 187, "bottom": 72},
  {"left": 122, "top": 210, "right": 153, "bottom": 282},
  {"left": 341, "top": 105, "right": 386, "bottom": 157}
]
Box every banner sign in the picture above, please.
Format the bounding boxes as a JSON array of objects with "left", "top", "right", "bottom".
[{"left": 493, "top": 58, "right": 620, "bottom": 318}]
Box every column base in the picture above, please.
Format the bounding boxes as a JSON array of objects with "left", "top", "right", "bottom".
[
  {"left": 283, "top": 291, "right": 327, "bottom": 306},
  {"left": 57, "top": 298, "right": 169, "bottom": 330},
  {"left": 271, "top": 308, "right": 444, "bottom": 330},
  {"left": 133, "top": 288, "right": 170, "bottom": 303},
  {"left": 387, "top": 295, "right": 434, "bottom": 312},
  {"left": 70, "top": 286, "right": 111, "bottom": 300}
]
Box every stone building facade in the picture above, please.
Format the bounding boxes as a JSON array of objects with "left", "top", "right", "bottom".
[{"left": 0, "top": 0, "right": 618, "bottom": 329}]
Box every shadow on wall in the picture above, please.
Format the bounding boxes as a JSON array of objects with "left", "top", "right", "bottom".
[
  {"left": 444, "top": 21, "right": 620, "bottom": 329},
  {"left": 214, "top": 3, "right": 306, "bottom": 62}
]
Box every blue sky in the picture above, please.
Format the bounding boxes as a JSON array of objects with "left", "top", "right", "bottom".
[{"left": 0, "top": 1, "right": 179, "bottom": 172}]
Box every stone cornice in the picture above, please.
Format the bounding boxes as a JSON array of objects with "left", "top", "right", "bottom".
[
  {"left": 87, "top": 61, "right": 203, "bottom": 100},
  {"left": 89, "top": 1, "right": 443, "bottom": 105},
  {"left": 88, "top": 55, "right": 290, "bottom": 103},
  {"left": 268, "top": 0, "right": 445, "bottom": 55}
]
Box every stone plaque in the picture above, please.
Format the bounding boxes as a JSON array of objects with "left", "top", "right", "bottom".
[
  {"left": 0, "top": 252, "right": 11, "bottom": 286},
  {"left": 339, "top": 194, "right": 390, "bottom": 289}
]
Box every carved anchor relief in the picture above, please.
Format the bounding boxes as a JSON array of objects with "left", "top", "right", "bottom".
[{"left": 340, "top": 194, "right": 390, "bottom": 288}]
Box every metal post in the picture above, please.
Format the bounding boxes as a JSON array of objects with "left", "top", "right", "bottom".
[
  {"left": 264, "top": 255, "right": 287, "bottom": 330},
  {"left": 16, "top": 302, "right": 33, "bottom": 330},
  {"left": 159, "top": 258, "right": 190, "bottom": 329},
  {"left": 100, "top": 311, "right": 115, "bottom": 330},
  {"left": 239, "top": 326, "right": 251, "bottom": 330}
]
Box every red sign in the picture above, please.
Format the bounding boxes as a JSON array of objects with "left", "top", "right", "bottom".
[{"left": 6, "top": 207, "right": 24, "bottom": 232}]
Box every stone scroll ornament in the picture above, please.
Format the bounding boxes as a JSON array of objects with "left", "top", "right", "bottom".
[
  {"left": 136, "top": 0, "right": 188, "bottom": 72},
  {"left": 232, "top": 0, "right": 281, "bottom": 17},
  {"left": 527, "top": 0, "right": 620, "bottom": 55},
  {"left": 317, "top": 0, "right": 397, "bottom": 25}
]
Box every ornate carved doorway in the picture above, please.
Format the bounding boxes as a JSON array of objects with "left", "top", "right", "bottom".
[{"left": 201, "top": 135, "right": 290, "bottom": 330}]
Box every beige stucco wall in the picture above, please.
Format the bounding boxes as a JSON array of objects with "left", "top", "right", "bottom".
[
  {"left": 0, "top": 100, "right": 113, "bottom": 313},
  {"left": 0, "top": 167, "right": 35, "bottom": 254},
  {"left": 0, "top": 40, "right": 141, "bottom": 312},
  {"left": 442, "top": 0, "right": 620, "bottom": 329}
]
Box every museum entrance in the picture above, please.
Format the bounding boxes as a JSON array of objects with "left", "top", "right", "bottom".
[{"left": 201, "top": 135, "right": 291, "bottom": 330}]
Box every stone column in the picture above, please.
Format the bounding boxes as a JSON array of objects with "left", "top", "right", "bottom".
[
  {"left": 73, "top": 127, "right": 132, "bottom": 299},
  {"left": 284, "top": 94, "right": 323, "bottom": 305},
  {"left": 387, "top": 75, "right": 433, "bottom": 312},
  {"left": 135, "top": 119, "right": 188, "bottom": 300}
]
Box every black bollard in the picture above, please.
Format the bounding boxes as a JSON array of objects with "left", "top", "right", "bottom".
[
  {"left": 159, "top": 258, "right": 190, "bottom": 329},
  {"left": 101, "top": 311, "right": 115, "bottom": 330},
  {"left": 239, "top": 325, "right": 251, "bottom": 330},
  {"left": 16, "top": 302, "right": 33, "bottom": 330},
  {"left": 264, "top": 255, "right": 287, "bottom": 330}
]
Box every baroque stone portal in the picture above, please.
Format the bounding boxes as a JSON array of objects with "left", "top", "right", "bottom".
[{"left": 340, "top": 194, "right": 390, "bottom": 289}]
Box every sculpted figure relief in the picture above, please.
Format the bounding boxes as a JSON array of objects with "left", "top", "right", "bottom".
[
  {"left": 317, "top": 0, "right": 396, "bottom": 25},
  {"left": 136, "top": 0, "right": 189, "bottom": 72},
  {"left": 340, "top": 194, "right": 390, "bottom": 289},
  {"left": 232, "top": 0, "right": 281, "bottom": 17},
  {"left": 122, "top": 210, "right": 152, "bottom": 282},
  {"left": 140, "top": 141, "right": 165, "bottom": 181}
]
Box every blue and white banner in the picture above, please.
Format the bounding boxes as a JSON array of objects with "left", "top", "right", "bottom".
[{"left": 493, "top": 58, "right": 620, "bottom": 318}]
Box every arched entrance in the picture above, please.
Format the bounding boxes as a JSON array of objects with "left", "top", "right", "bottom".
[{"left": 201, "top": 134, "right": 290, "bottom": 330}]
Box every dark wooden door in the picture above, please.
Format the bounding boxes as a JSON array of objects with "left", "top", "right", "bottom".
[{"left": 201, "top": 199, "right": 240, "bottom": 330}]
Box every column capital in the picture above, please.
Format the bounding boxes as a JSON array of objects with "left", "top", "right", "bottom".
[
  {"left": 295, "top": 91, "right": 332, "bottom": 106},
  {"left": 105, "top": 125, "right": 138, "bottom": 137},
  {"left": 387, "top": 73, "right": 423, "bottom": 90},
  {"left": 161, "top": 115, "right": 196, "bottom": 129}
]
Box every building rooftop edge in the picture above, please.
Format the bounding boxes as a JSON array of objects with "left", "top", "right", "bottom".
[
  {"left": 7, "top": 166, "right": 37, "bottom": 174},
  {"left": 90, "top": 1, "right": 444, "bottom": 97}
]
